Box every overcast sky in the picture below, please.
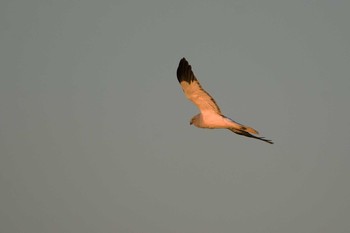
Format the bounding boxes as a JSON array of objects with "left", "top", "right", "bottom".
[{"left": 1, "top": 0, "right": 350, "bottom": 232}]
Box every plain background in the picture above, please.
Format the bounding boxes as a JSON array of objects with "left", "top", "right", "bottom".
[{"left": 1, "top": 0, "right": 349, "bottom": 232}]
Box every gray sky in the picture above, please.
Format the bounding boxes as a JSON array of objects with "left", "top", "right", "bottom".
[{"left": 1, "top": 0, "right": 350, "bottom": 232}]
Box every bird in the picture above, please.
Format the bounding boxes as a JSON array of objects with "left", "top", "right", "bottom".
[{"left": 176, "top": 57, "right": 273, "bottom": 144}]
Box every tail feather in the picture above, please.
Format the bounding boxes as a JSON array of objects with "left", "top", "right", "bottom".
[
  {"left": 223, "top": 116, "right": 259, "bottom": 135},
  {"left": 223, "top": 115, "right": 272, "bottom": 143},
  {"left": 229, "top": 128, "right": 273, "bottom": 144},
  {"left": 241, "top": 125, "right": 259, "bottom": 135}
]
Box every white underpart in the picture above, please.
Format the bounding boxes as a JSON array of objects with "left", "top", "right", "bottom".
[{"left": 195, "top": 112, "right": 242, "bottom": 129}]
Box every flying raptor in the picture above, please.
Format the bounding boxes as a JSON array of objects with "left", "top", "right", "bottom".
[{"left": 176, "top": 58, "right": 273, "bottom": 144}]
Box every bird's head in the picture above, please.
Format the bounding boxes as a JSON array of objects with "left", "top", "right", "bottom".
[
  {"left": 190, "top": 115, "right": 199, "bottom": 126},
  {"left": 190, "top": 117, "right": 194, "bottom": 125}
]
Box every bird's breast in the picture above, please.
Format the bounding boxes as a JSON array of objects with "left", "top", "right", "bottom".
[{"left": 201, "top": 114, "right": 231, "bottom": 128}]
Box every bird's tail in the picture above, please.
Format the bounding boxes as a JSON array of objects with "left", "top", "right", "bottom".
[
  {"left": 224, "top": 116, "right": 259, "bottom": 135},
  {"left": 240, "top": 125, "right": 259, "bottom": 135},
  {"left": 229, "top": 128, "right": 273, "bottom": 144}
]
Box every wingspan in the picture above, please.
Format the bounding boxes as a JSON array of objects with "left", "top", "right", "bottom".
[{"left": 176, "top": 58, "right": 221, "bottom": 114}]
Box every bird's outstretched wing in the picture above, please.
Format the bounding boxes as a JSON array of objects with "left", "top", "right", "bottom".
[{"left": 176, "top": 58, "right": 221, "bottom": 114}]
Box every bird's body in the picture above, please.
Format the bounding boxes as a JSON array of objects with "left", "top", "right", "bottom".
[
  {"left": 176, "top": 58, "right": 273, "bottom": 144},
  {"left": 191, "top": 113, "right": 249, "bottom": 131}
]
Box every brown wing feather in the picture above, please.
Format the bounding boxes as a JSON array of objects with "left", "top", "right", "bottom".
[{"left": 176, "top": 58, "right": 221, "bottom": 114}]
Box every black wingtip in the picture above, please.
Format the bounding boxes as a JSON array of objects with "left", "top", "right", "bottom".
[{"left": 176, "top": 57, "right": 196, "bottom": 83}]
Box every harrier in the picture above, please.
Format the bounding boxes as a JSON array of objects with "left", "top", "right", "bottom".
[{"left": 177, "top": 58, "right": 273, "bottom": 144}]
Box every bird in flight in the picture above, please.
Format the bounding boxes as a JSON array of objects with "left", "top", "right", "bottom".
[{"left": 176, "top": 58, "right": 273, "bottom": 144}]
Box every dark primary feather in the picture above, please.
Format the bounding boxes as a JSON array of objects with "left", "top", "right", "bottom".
[{"left": 177, "top": 58, "right": 196, "bottom": 84}]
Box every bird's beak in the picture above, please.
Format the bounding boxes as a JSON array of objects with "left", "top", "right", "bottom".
[{"left": 190, "top": 121, "right": 193, "bottom": 125}]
